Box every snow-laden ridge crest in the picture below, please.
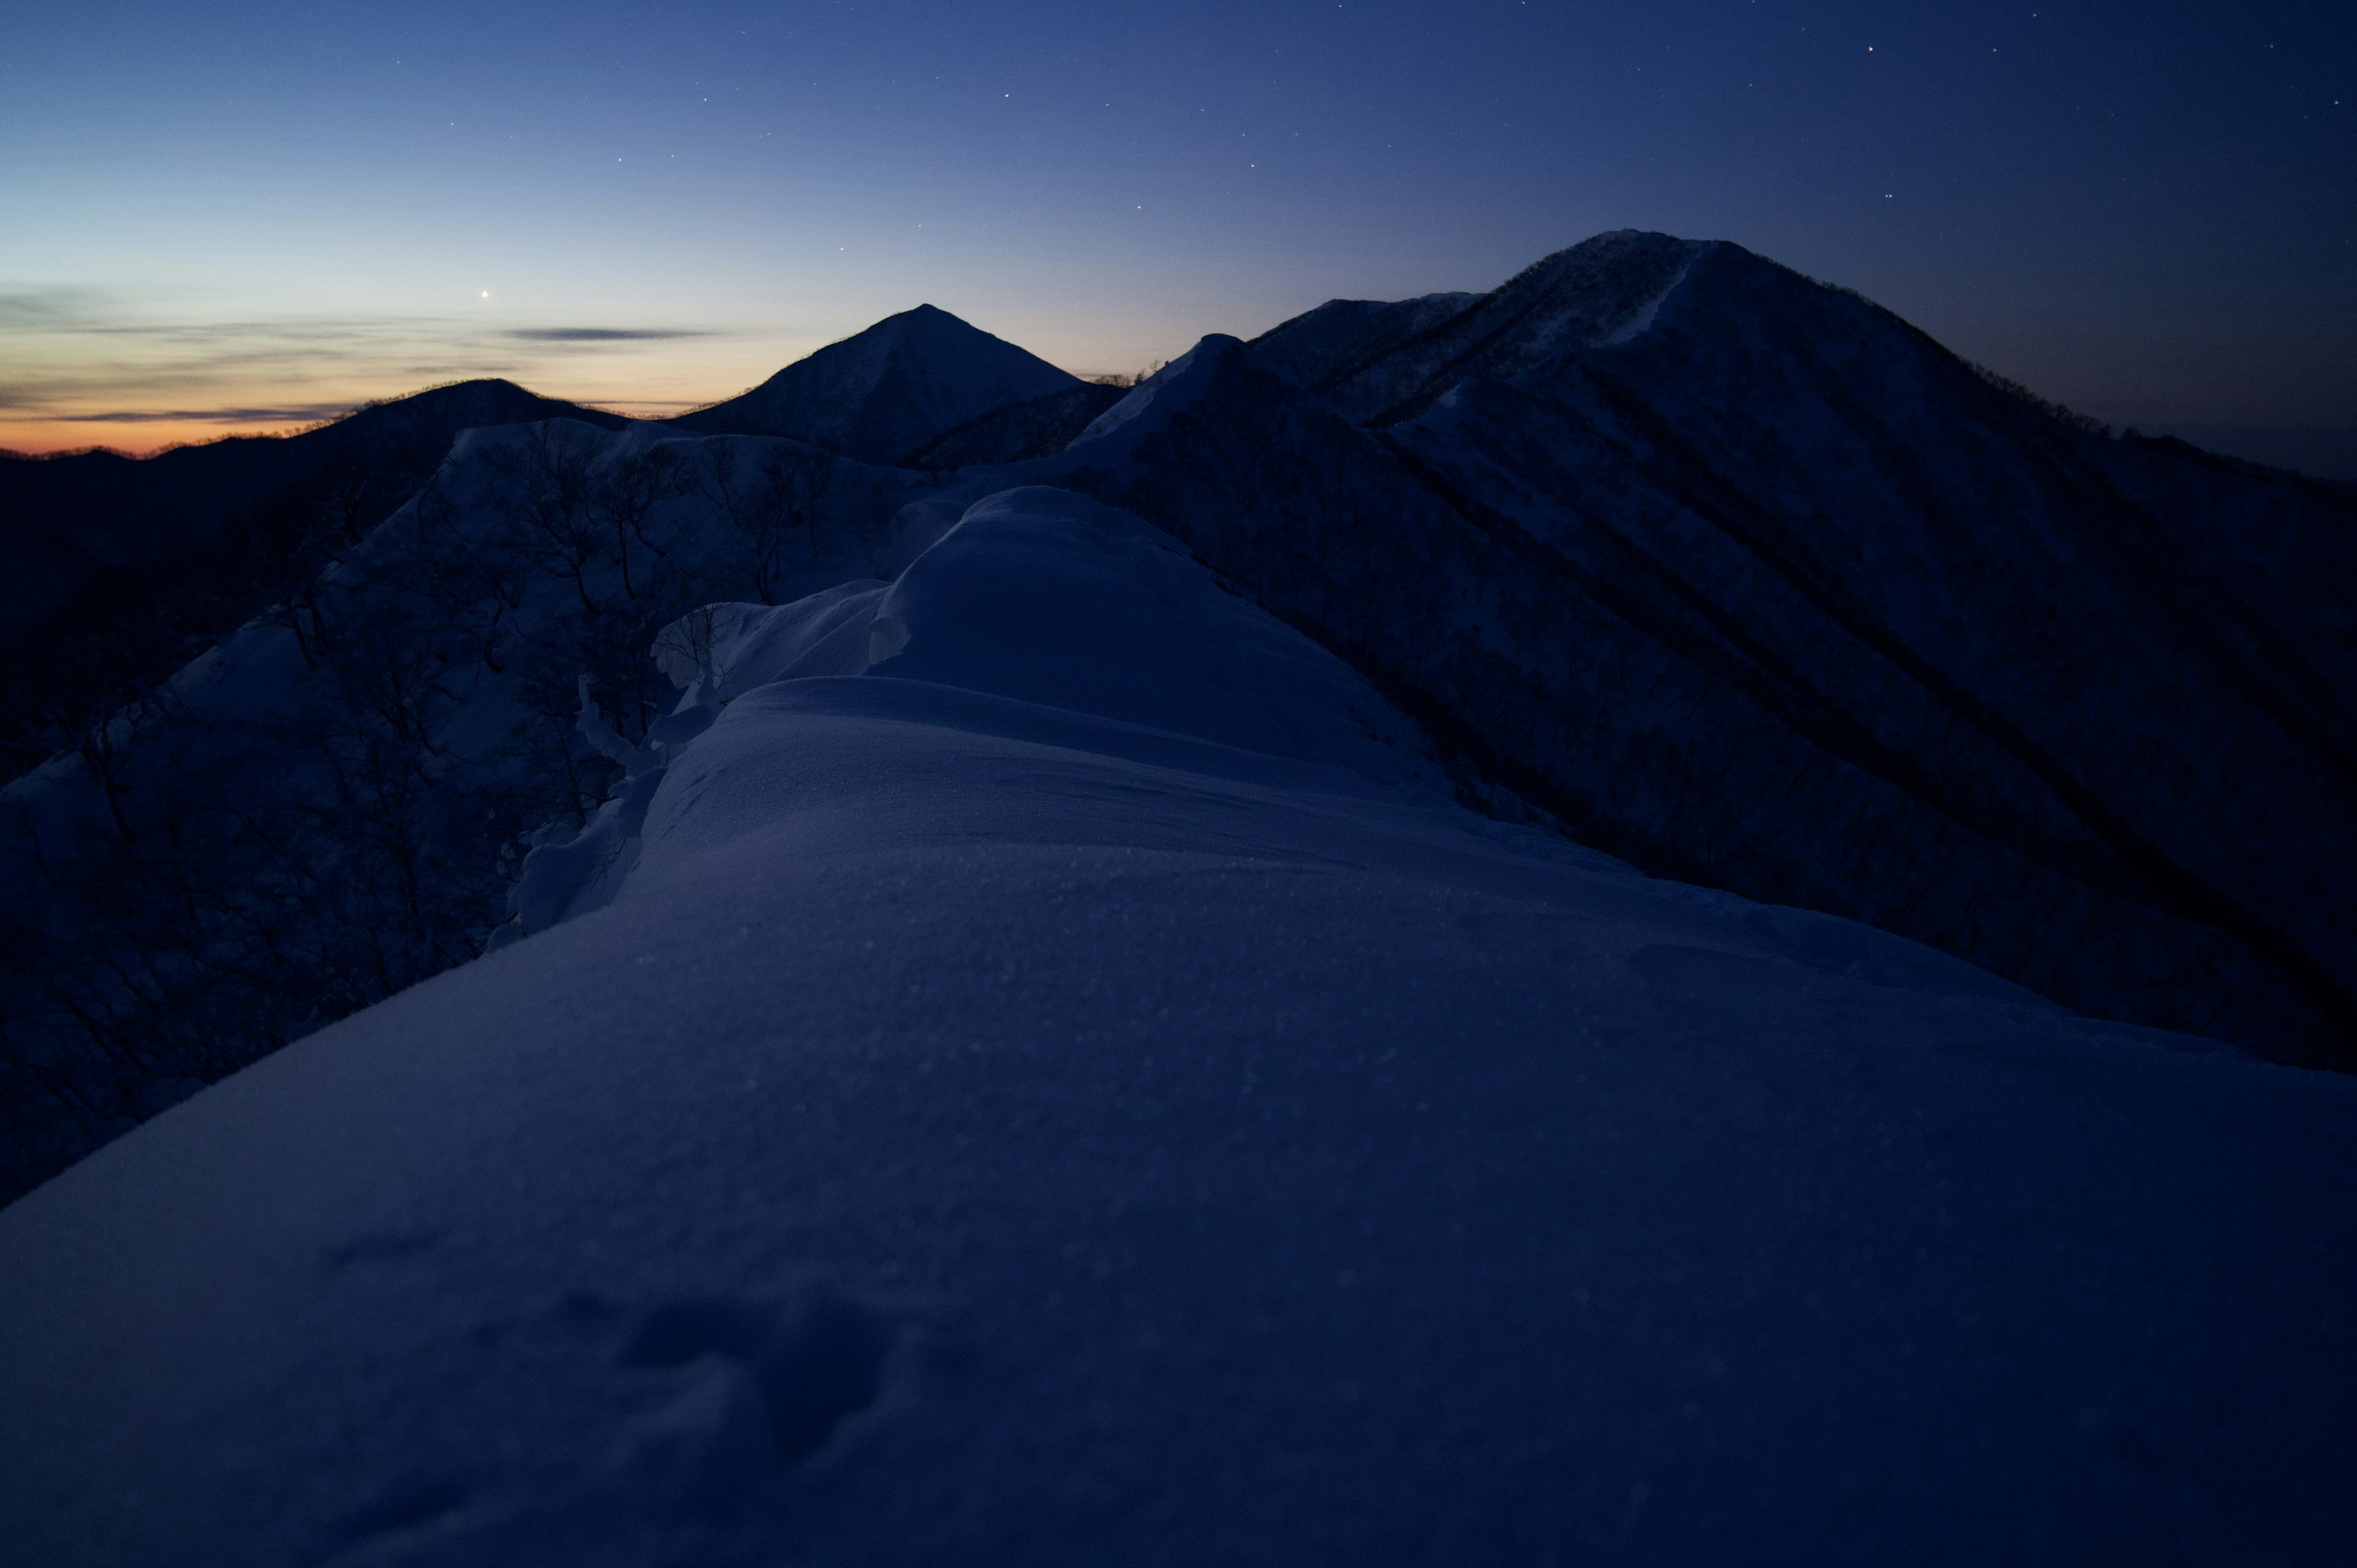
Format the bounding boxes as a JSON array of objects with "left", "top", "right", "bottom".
[
  {"left": 4, "top": 484, "right": 2353, "bottom": 1566},
  {"left": 491, "top": 486, "right": 1449, "bottom": 943},
  {"left": 2, "top": 234, "right": 2355, "bottom": 1566}
]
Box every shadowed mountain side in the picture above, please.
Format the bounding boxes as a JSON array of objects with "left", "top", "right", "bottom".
[
  {"left": 1027, "top": 236, "right": 2356, "bottom": 1067},
  {"left": 0, "top": 380, "right": 626, "bottom": 641},
  {"left": 0, "top": 416, "right": 943, "bottom": 1203},
  {"left": 1242, "top": 288, "right": 1482, "bottom": 405},
  {"left": 672, "top": 305, "right": 1082, "bottom": 465},
  {"left": 0, "top": 382, "right": 629, "bottom": 776},
  {"left": 899, "top": 383, "right": 1126, "bottom": 472},
  {"left": 2132, "top": 425, "right": 2357, "bottom": 485},
  {"left": 1250, "top": 230, "right": 1711, "bottom": 425}
]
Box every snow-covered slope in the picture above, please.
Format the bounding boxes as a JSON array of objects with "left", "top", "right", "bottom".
[
  {"left": 0, "top": 380, "right": 630, "bottom": 781},
  {"left": 0, "top": 382, "right": 622, "bottom": 593},
  {"left": 1039, "top": 239, "right": 2357, "bottom": 1069},
  {"left": 0, "top": 418, "right": 940, "bottom": 1199},
  {"left": 1248, "top": 231, "right": 1706, "bottom": 423},
  {"left": 482, "top": 488, "right": 1445, "bottom": 947},
  {"left": 1243, "top": 287, "right": 1480, "bottom": 403},
  {"left": 675, "top": 306, "right": 1082, "bottom": 465},
  {"left": 2, "top": 488, "right": 2350, "bottom": 1566}
]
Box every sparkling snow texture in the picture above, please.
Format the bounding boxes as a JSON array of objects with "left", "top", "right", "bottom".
[{"left": 1, "top": 489, "right": 2351, "bottom": 1566}]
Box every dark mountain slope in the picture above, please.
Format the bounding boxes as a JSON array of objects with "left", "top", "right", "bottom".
[
  {"left": 1252, "top": 230, "right": 1708, "bottom": 423},
  {"left": 0, "top": 415, "right": 937, "bottom": 1202},
  {"left": 0, "top": 382, "right": 627, "bottom": 775},
  {"left": 1244, "top": 288, "right": 1481, "bottom": 404},
  {"left": 672, "top": 304, "right": 1080, "bottom": 463},
  {"left": 1041, "top": 236, "right": 2357, "bottom": 1067},
  {"left": 900, "top": 382, "right": 1126, "bottom": 471},
  {"left": 0, "top": 380, "right": 624, "bottom": 641},
  {"left": 0, "top": 316, "right": 1093, "bottom": 1188}
]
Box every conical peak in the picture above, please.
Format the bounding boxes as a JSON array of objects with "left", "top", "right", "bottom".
[
  {"left": 675, "top": 303, "right": 1077, "bottom": 458},
  {"left": 805, "top": 303, "right": 1037, "bottom": 372},
  {"left": 842, "top": 302, "right": 970, "bottom": 345},
  {"left": 1500, "top": 230, "right": 1714, "bottom": 301}
]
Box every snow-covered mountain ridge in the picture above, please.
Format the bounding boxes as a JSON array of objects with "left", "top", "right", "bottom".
[
  {"left": 4, "top": 227, "right": 2350, "bottom": 1196},
  {"left": 0, "top": 379, "right": 634, "bottom": 781},
  {"left": 487, "top": 488, "right": 1455, "bottom": 946},
  {"left": 1030, "top": 234, "right": 2357, "bottom": 1069},
  {"left": 6, "top": 487, "right": 2348, "bottom": 1565},
  {"left": 0, "top": 417, "right": 940, "bottom": 1197}
]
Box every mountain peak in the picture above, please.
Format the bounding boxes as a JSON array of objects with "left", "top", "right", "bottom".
[
  {"left": 1245, "top": 228, "right": 1724, "bottom": 422},
  {"left": 675, "top": 306, "right": 1078, "bottom": 464}
]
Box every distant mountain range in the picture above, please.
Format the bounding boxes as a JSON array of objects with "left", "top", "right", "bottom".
[
  {"left": 0, "top": 305, "right": 1094, "bottom": 660},
  {"left": 4, "top": 232, "right": 2351, "bottom": 1206},
  {"left": 0, "top": 310, "right": 1113, "bottom": 778},
  {"left": 0, "top": 382, "right": 628, "bottom": 780}
]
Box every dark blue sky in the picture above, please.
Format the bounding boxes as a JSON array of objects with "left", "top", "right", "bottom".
[{"left": 4, "top": 1, "right": 2350, "bottom": 463}]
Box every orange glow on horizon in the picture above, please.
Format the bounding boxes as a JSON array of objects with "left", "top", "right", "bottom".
[
  {"left": 1, "top": 415, "right": 325, "bottom": 459},
  {"left": 0, "top": 401, "right": 741, "bottom": 459}
]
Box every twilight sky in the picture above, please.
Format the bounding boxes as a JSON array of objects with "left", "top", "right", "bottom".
[{"left": 3, "top": 0, "right": 2350, "bottom": 467}]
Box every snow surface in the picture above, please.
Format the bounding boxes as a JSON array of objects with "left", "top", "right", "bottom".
[{"left": 2, "top": 488, "right": 2353, "bottom": 1565}]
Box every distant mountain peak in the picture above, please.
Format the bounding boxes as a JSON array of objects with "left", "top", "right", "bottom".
[
  {"left": 851, "top": 303, "right": 962, "bottom": 341},
  {"left": 675, "top": 305, "right": 1078, "bottom": 465}
]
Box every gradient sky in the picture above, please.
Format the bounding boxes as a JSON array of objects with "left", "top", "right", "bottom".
[{"left": 4, "top": 1, "right": 2350, "bottom": 463}]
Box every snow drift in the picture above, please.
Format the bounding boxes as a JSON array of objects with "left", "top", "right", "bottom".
[{"left": 2, "top": 488, "right": 2351, "bottom": 1566}]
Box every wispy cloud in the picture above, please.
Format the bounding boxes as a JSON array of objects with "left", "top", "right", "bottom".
[
  {"left": 0, "top": 303, "right": 732, "bottom": 419},
  {"left": 0, "top": 293, "right": 728, "bottom": 347},
  {"left": 0, "top": 287, "right": 118, "bottom": 328},
  {"left": 51, "top": 403, "right": 361, "bottom": 425},
  {"left": 0, "top": 287, "right": 795, "bottom": 450},
  {"left": 503, "top": 327, "right": 714, "bottom": 343}
]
